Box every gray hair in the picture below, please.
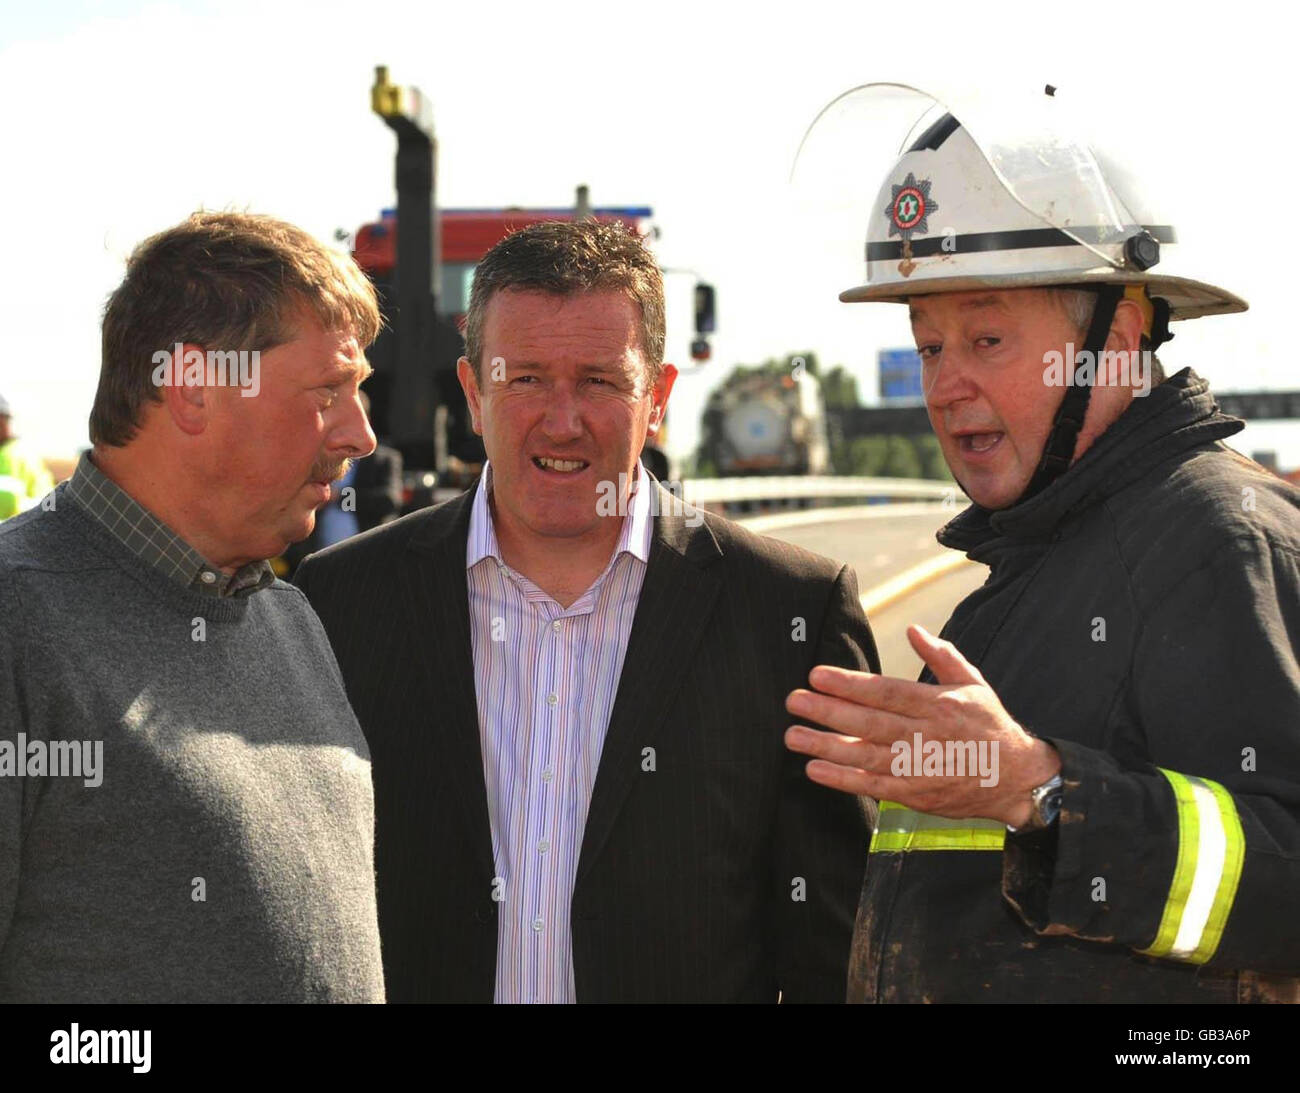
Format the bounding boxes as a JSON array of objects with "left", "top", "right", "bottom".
[
  {"left": 1049, "top": 287, "right": 1165, "bottom": 384},
  {"left": 1051, "top": 287, "right": 1096, "bottom": 335}
]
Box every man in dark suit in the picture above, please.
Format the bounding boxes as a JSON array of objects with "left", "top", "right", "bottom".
[{"left": 296, "top": 220, "right": 877, "bottom": 1003}]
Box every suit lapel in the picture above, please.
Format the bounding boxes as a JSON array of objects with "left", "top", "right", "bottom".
[
  {"left": 577, "top": 487, "right": 724, "bottom": 884},
  {"left": 402, "top": 484, "right": 496, "bottom": 882}
]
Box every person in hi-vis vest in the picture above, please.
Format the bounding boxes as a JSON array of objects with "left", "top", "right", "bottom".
[{"left": 0, "top": 394, "right": 54, "bottom": 520}]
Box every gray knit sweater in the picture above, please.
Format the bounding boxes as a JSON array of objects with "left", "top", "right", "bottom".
[{"left": 0, "top": 485, "right": 385, "bottom": 1002}]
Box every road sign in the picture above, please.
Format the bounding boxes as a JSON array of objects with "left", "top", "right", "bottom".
[{"left": 879, "top": 348, "right": 924, "bottom": 404}]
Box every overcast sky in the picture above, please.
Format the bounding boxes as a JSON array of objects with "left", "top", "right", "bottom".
[{"left": 3, "top": 0, "right": 1297, "bottom": 467}]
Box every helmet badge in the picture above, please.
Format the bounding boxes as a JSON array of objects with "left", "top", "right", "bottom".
[
  {"left": 885, "top": 171, "right": 938, "bottom": 277},
  {"left": 886, "top": 172, "right": 937, "bottom": 240}
]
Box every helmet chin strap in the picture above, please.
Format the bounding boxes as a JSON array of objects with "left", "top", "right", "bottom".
[{"left": 1016, "top": 283, "right": 1125, "bottom": 505}]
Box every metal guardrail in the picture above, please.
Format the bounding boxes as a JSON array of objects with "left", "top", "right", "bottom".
[
  {"left": 681, "top": 476, "right": 953, "bottom": 506},
  {"left": 432, "top": 475, "right": 954, "bottom": 507}
]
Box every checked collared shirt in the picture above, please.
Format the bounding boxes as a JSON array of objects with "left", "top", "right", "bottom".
[{"left": 66, "top": 452, "right": 274, "bottom": 597}]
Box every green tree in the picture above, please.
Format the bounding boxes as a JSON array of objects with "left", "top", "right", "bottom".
[
  {"left": 838, "top": 434, "right": 942, "bottom": 479},
  {"left": 881, "top": 435, "right": 923, "bottom": 478},
  {"left": 915, "top": 434, "right": 954, "bottom": 481},
  {"left": 821, "top": 365, "right": 860, "bottom": 410},
  {"left": 847, "top": 436, "right": 889, "bottom": 476}
]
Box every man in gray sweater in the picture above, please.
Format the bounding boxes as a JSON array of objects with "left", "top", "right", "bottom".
[{"left": 0, "top": 212, "right": 386, "bottom": 1002}]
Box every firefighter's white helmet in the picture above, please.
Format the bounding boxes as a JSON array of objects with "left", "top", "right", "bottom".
[{"left": 794, "top": 83, "right": 1246, "bottom": 322}]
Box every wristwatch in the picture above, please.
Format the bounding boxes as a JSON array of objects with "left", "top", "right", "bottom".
[{"left": 1006, "top": 772, "right": 1064, "bottom": 834}]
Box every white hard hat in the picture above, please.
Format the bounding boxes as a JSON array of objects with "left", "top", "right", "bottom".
[
  {"left": 795, "top": 84, "right": 1247, "bottom": 323},
  {"left": 0, "top": 393, "right": 10, "bottom": 417}
]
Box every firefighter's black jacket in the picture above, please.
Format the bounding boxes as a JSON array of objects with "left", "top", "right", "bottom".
[{"left": 849, "top": 369, "right": 1300, "bottom": 1003}]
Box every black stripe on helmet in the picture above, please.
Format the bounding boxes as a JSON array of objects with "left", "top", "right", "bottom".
[
  {"left": 906, "top": 113, "right": 961, "bottom": 152},
  {"left": 868, "top": 225, "right": 1176, "bottom": 262}
]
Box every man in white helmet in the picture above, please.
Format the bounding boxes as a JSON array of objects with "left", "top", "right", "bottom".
[{"left": 784, "top": 87, "right": 1300, "bottom": 1002}]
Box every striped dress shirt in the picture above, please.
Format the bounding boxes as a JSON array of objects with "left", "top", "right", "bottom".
[{"left": 466, "top": 460, "right": 652, "bottom": 1004}]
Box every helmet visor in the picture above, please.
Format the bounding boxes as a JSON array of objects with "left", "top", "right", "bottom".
[{"left": 791, "top": 82, "right": 1147, "bottom": 269}]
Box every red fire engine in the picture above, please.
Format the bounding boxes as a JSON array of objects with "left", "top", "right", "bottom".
[{"left": 360, "top": 66, "right": 712, "bottom": 507}]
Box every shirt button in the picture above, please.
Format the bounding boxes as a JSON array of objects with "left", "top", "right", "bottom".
[
  {"left": 532, "top": 917, "right": 544, "bottom": 932},
  {"left": 552, "top": 620, "right": 562, "bottom": 633},
  {"left": 200, "top": 571, "right": 217, "bottom": 585},
  {"left": 537, "top": 839, "right": 550, "bottom": 854},
  {"left": 541, "top": 767, "right": 554, "bottom": 783},
  {"left": 546, "top": 693, "right": 558, "bottom": 707}
]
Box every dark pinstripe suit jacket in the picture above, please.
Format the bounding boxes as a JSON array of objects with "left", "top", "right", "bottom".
[{"left": 295, "top": 481, "right": 878, "bottom": 1002}]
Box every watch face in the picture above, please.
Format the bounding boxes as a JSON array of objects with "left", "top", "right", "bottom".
[
  {"left": 1036, "top": 777, "right": 1065, "bottom": 827},
  {"left": 1008, "top": 775, "right": 1064, "bottom": 834}
]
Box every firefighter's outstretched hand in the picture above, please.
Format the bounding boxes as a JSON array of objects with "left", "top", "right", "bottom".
[{"left": 784, "top": 624, "right": 1061, "bottom": 826}]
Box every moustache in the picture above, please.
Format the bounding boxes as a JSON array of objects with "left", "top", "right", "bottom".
[{"left": 310, "top": 458, "right": 352, "bottom": 484}]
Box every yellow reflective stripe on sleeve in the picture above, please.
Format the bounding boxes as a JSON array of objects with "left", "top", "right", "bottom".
[
  {"left": 1139, "top": 769, "right": 1245, "bottom": 965},
  {"left": 869, "top": 800, "right": 1006, "bottom": 852},
  {"left": 1140, "top": 771, "right": 1199, "bottom": 958}
]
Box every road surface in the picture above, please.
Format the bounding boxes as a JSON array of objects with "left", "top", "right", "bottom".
[{"left": 741, "top": 504, "right": 988, "bottom": 678}]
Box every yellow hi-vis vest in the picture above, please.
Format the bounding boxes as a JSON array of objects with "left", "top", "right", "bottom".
[{"left": 0, "top": 440, "right": 54, "bottom": 520}]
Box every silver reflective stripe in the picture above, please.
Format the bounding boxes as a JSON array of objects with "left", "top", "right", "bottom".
[{"left": 1171, "top": 778, "right": 1230, "bottom": 958}]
